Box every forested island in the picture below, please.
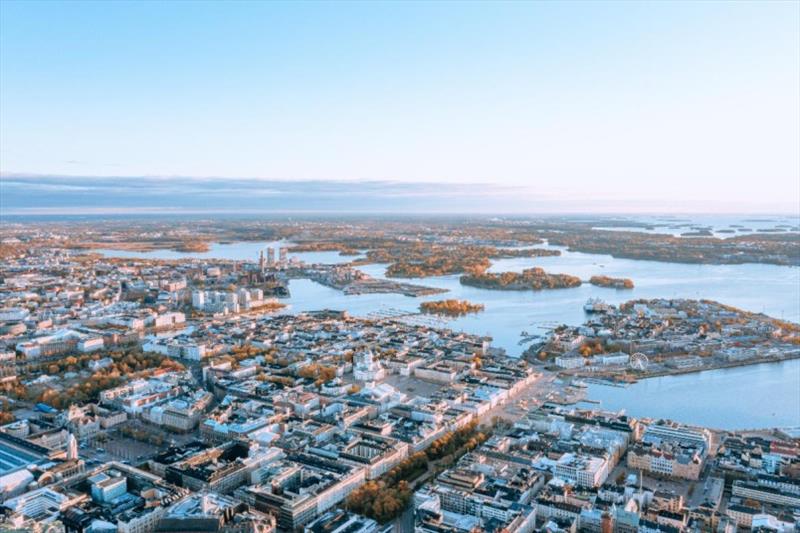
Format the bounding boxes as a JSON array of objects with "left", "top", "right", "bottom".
[
  {"left": 384, "top": 255, "right": 491, "bottom": 278},
  {"left": 589, "top": 275, "right": 634, "bottom": 289},
  {"left": 460, "top": 267, "right": 582, "bottom": 291},
  {"left": 420, "top": 299, "right": 485, "bottom": 316},
  {"left": 378, "top": 245, "right": 559, "bottom": 278},
  {"left": 543, "top": 229, "right": 800, "bottom": 266},
  {"left": 289, "top": 242, "right": 361, "bottom": 255},
  {"left": 173, "top": 241, "right": 211, "bottom": 252}
]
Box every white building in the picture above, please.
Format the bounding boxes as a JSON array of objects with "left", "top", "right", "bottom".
[
  {"left": 554, "top": 355, "right": 584, "bottom": 369},
  {"left": 191, "top": 290, "right": 206, "bottom": 308},
  {"left": 554, "top": 453, "right": 609, "bottom": 488},
  {"left": 153, "top": 312, "right": 186, "bottom": 329},
  {"left": 78, "top": 337, "right": 105, "bottom": 353},
  {"left": 3, "top": 487, "right": 77, "bottom": 522}
]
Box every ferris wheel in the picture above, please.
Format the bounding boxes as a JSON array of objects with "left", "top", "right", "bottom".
[{"left": 629, "top": 352, "right": 650, "bottom": 371}]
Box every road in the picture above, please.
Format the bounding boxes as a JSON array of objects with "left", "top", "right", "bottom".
[
  {"left": 390, "top": 372, "right": 562, "bottom": 531},
  {"left": 475, "top": 371, "right": 562, "bottom": 426},
  {"left": 687, "top": 476, "right": 724, "bottom": 509}
]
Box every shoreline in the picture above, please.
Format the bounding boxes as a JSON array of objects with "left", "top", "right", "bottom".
[
  {"left": 630, "top": 352, "right": 800, "bottom": 380},
  {"left": 559, "top": 352, "right": 800, "bottom": 384},
  {"left": 72, "top": 235, "right": 800, "bottom": 268},
  {"left": 570, "top": 359, "right": 800, "bottom": 432}
]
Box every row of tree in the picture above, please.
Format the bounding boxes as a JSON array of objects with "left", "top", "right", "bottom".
[
  {"left": 425, "top": 421, "right": 489, "bottom": 461},
  {"left": 3, "top": 349, "right": 184, "bottom": 409},
  {"left": 345, "top": 422, "right": 490, "bottom": 524},
  {"left": 295, "top": 363, "right": 337, "bottom": 385}
]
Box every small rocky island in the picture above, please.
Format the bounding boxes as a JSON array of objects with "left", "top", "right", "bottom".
[
  {"left": 420, "top": 299, "right": 485, "bottom": 316},
  {"left": 460, "top": 267, "right": 582, "bottom": 291},
  {"left": 589, "top": 275, "right": 634, "bottom": 289}
]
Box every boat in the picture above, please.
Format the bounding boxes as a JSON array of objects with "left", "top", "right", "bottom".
[{"left": 584, "top": 297, "right": 611, "bottom": 313}]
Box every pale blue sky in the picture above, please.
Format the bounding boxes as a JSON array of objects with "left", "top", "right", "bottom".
[{"left": 1, "top": 1, "right": 798, "bottom": 212}]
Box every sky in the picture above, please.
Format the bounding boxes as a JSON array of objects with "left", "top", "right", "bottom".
[{"left": 1, "top": 1, "right": 799, "bottom": 214}]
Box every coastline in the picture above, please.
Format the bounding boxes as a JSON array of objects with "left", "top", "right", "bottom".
[
  {"left": 558, "top": 351, "right": 800, "bottom": 384},
  {"left": 628, "top": 351, "right": 800, "bottom": 381}
]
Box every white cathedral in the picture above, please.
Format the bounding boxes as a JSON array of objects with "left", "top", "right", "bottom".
[{"left": 353, "top": 349, "right": 385, "bottom": 383}]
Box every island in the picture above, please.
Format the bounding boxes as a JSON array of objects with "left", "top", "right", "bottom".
[
  {"left": 589, "top": 275, "right": 634, "bottom": 289},
  {"left": 288, "top": 242, "right": 361, "bottom": 255},
  {"left": 305, "top": 264, "right": 447, "bottom": 297},
  {"left": 527, "top": 298, "right": 800, "bottom": 380},
  {"left": 544, "top": 227, "right": 800, "bottom": 266},
  {"left": 173, "top": 241, "right": 211, "bottom": 252},
  {"left": 460, "top": 267, "right": 582, "bottom": 291},
  {"left": 680, "top": 230, "right": 714, "bottom": 237},
  {"left": 373, "top": 245, "right": 560, "bottom": 278},
  {"left": 420, "top": 299, "right": 485, "bottom": 316},
  {"left": 384, "top": 255, "right": 492, "bottom": 278}
]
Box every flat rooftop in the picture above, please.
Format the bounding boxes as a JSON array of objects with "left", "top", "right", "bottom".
[{"left": 0, "top": 440, "right": 43, "bottom": 475}]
